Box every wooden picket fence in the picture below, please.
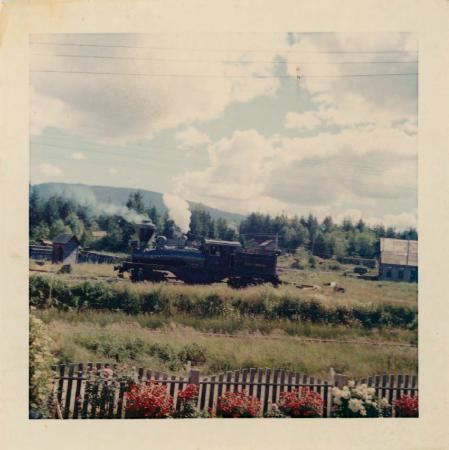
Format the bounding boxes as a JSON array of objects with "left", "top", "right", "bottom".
[{"left": 52, "top": 363, "right": 418, "bottom": 419}]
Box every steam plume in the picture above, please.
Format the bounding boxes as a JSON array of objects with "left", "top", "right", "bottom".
[
  {"left": 39, "top": 185, "right": 148, "bottom": 223},
  {"left": 162, "top": 193, "right": 191, "bottom": 234}
]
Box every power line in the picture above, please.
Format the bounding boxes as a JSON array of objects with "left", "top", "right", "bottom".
[
  {"left": 29, "top": 41, "right": 418, "bottom": 54},
  {"left": 30, "top": 69, "right": 418, "bottom": 78},
  {"left": 30, "top": 140, "right": 417, "bottom": 191},
  {"left": 31, "top": 53, "right": 418, "bottom": 65}
]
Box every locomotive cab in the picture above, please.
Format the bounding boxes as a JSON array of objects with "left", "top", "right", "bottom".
[{"left": 202, "top": 239, "right": 242, "bottom": 272}]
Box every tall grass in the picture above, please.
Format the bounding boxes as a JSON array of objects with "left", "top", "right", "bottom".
[
  {"left": 30, "top": 274, "right": 418, "bottom": 329},
  {"left": 44, "top": 319, "right": 418, "bottom": 378},
  {"left": 34, "top": 309, "right": 417, "bottom": 344}
]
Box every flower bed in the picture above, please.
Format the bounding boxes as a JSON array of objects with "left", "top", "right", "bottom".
[
  {"left": 173, "top": 384, "right": 200, "bottom": 418},
  {"left": 394, "top": 395, "right": 418, "bottom": 417},
  {"left": 125, "top": 382, "right": 173, "bottom": 418},
  {"left": 216, "top": 391, "right": 261, "bottom": 418},
  {"left": 276, "top": 388, "right": 324, "bottom": 418},
  {"left": 331, "top": 382, "right": 391, "bottom": 418}
]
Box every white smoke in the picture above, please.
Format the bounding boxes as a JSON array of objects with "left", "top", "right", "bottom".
[
  {"left": 162, "top": 193, "right": 191, "bottom": 234},
  {"left": 93, "top": 202, "right": 148, "bottom": 223},
  {"left": 40, "top": 185, "right": 148, "bottom": 223}
]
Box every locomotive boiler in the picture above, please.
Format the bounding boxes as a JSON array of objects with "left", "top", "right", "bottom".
[{"left": 115, "top": 220, "right": 280, "bottom": 287}]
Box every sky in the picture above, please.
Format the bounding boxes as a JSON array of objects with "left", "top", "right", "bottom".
[{"left": 30, "top": 32, "right": 418, "bottom": 229}]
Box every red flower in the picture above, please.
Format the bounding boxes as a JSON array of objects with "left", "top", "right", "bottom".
[
  {"left": 277, "top": 388, "right": 323, "bottom": 418},
  {"left": 216, "top": 391, "right": 261, "bottom": 418},
  {"left": 394, "top": 395, "right": 418, "bottom": 417},
  {"left": 125, "top": 382, "right": 173, "bottom": 418},
  {"left": 178, "top": 384, "right": 199, "bottom": 403}
]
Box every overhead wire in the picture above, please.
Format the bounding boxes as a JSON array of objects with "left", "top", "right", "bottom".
[
  {"left": 31, "top": 53, "right": 418, "bottom": 65},
  {"left": 30, "top": 69, "right": 418, "bottom": 78},
  {"left": 30, "top": 138, "right": 417, "bottom": 192},
  {"left": 29, "top": 41, "right": 418, "bottom": 54}
]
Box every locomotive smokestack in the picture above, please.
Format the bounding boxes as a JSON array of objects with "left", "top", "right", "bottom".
[{"left": 134, "top": 220, "right": 156, "bottom": 248}]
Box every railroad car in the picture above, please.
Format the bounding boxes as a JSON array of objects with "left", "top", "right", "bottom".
[{"left": 115, "top": 220, "right": 280, "bottom": 287}]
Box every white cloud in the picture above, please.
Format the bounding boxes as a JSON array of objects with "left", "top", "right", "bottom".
[
  {"left": 175, "top": 124, "right": 417, "bottom": 225},
  {"left": 71, "top": 152, "right": 86, "bottom": 160},
  {"left": 174, "top": 127, "right": 211, "bottom": 150},
  {"left": 285, "top": 111, "right": 322, "bottom": 131},
  {"left": 37, "top": 163, "right": 62, "bottom": 176},
  {"left": 175, "top": 129, "right": 282, "bottom": 213},
  {"left": 333, "top": 209, "right": 417, "bottom": 230},
  {"left": 107, "top": 168, "right": 118, "bottom": 175},
  {"left": 30, "top": 34, "right": 286, "bottom": 144},
  {"left": 285, "top": 92, "right": 417, "bottom": 133},
  {"left": 382, "top": 211, "right": 417, "bottom": 229}
]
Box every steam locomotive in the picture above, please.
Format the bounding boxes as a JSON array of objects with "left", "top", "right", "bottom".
[{"left": 115, "top": 220, "right": 281, "bottom": 287}]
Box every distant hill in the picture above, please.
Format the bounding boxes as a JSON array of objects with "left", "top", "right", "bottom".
[{"left": 33, "top": 182, "right": 244, "bottom": 225}]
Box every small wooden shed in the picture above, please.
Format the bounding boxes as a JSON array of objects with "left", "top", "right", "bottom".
[
  {"left": 52, "top": 233, "right": 80, "bottom": 264},
  {"left": 378, "top": 238, "right": 418, "bottom": 282}
]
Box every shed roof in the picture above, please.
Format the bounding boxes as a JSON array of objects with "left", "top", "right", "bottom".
[
  {"left": 380, "top": 238, "right": 418, "bottom": 267},
  {"left": 204, "top": 239, "right": 242, "bottom": 247},
  {"left": 53, "top": 233, "right": 80, "bottom": 245}
]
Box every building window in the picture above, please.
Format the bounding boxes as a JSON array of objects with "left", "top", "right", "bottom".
[
  {"left": 386, "top": 267, "right": 392, "bottom": 278},
  {"left": 398, "top": 268, "right": 404, "bottom": 280}
]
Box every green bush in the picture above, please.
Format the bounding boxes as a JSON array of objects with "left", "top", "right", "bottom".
[
  {"left": 178, "top": 343, "right": 207, "bottom": 366},
  {"left": 141, "top": 289, "right": 169, "bottom": 315},
  {"left": 29, "top": 275, "right": 417, "bottom": 329},
  {"left": 174, "top": 294, "right": 195, "bottom": 313},
  {"left": 29, "top": 315, "right": 56, "bottom": 418},
  {"left": 196, "top": 294, "right": 227, "bottom": 317}
]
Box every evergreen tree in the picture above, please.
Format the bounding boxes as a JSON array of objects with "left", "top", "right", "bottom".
[{"left": 126, "top": 192, "right": 146, "bottom": 214}]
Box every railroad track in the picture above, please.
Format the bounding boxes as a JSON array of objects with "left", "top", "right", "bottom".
[{"left": 142, "top": 328, "right": 417, "bottom": 348}]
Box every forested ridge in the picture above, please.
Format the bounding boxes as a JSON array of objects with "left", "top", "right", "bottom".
[{"left": 29, "top": 186, "right": 417, "bottom": 259}]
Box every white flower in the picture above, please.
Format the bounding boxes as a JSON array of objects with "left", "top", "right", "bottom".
[
  {"left": 360, "top": 406, "right": 367, "bottom": 416},
  {"left": 332, "top": 387, "right": 341, "bottom": 397},
  {"left": 348, "top": 380, "right": 355, "bottom": 388},
  {"left": 348, "top": 398, "right": 363, "bottom": 413},
  {"left": 341, "top": 390, "right": 351, "bottom": 399},
  {"left": 333, "top": 397, "right": 342, "bottom": 405},
  {"left": 367, "top": 387, "right": 375, "bottom": 396},
  {"left": 380, "top": 398, "right": 390, "bottom": 407}
]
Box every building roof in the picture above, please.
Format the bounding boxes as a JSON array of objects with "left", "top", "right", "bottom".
[
  {"left": 380, "top": 238, "right": 418, "bottom": 267},
  {"left": 204, "top": 239, "right": 242, "bottom": 247},
  {"left": 53, "top": 233, "right": 80, "bottom": 245}
]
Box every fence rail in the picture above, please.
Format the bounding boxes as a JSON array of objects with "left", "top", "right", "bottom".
[{"left": 52, "top": 363, "right": 418, "bottom": 419}]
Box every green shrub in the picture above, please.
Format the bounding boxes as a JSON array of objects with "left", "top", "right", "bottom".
[
  {"left": 141, "top": 289, "right": 169, "bottom": 315},
  {"left": 174, "top": 294, "right": 195, "bottom": 313},
  {"left": 232, "top": 298, "right": 267, "bottom": 316},
  {"left": 178, "top": 343, "right": 207, "bottom": 366},
  {"left": 147, "top": 343, "right": 177, "bottom": 363},
  {"left": 71, "top": 281, "right": 112, "bottom": 310},
  {"left": 29, "top": 315, "right": 56, "bottom": 418},
  {"left": 274, "top": 297, "right": 301, "bottom": 320},
  {"left": 196, "top": 294, "right": 226, "bottom": 317}
]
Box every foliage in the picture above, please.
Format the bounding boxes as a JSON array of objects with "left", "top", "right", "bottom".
[
  {"left": 276, "top": 387, "right": 324, "bottom": 418},
  {"left": 29, "top": 315, "right": 56, "bottom": 418},
  {"left": 178, "top": 343, "right": 208, "bottom": 366},
  {"left": 216, "top": 391, "right": 261, "bottom": 418},
  {"left": 331, "top": 382, "right": 391, "bottom": 418},
  {"left": 29, "top": 275, "right": 418, "bottom": 329},
  {"left": 81, "top": 365, "right": 135, "bottom": 419},
  {"left": 29, "top": 186, "right": 417, "bottom": 256},
  {"left": 125, "top": 382, "right": 173, "bottom": 418},
  {"left": 173, "top": 384, "right": 200, "bottom": 418},
  {"left": 394, "top": 395, "right": 418, "bottom": 417}
]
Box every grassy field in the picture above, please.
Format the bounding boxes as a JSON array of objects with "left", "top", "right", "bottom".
[
  {"left": 30, "top": 258, "right": 418, "bottom": 378},
  {"left": 35, "top": 310, "right": 417, "bottom": 378}
]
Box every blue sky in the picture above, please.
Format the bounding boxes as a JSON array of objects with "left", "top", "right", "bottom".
[{"left": 30, "top": 32, "right": 417, "bottom": 228}]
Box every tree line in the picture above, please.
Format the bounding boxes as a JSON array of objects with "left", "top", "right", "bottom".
[{"left": 29, "top": 186, "right": 417, "bottom": 259}]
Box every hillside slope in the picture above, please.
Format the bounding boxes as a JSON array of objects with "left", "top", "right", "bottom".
[{"left": 33, "top": 182, "right": 244, "bottom": 224}]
